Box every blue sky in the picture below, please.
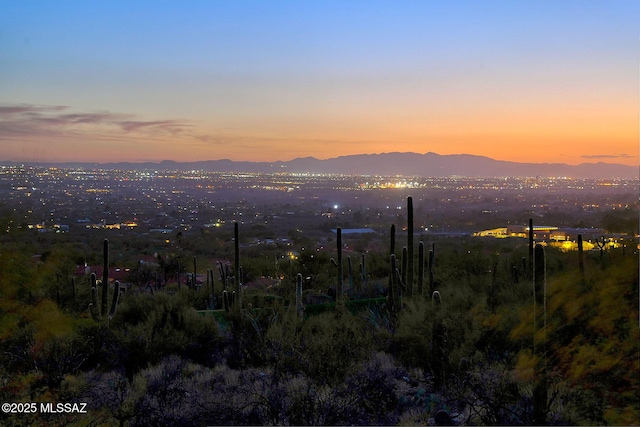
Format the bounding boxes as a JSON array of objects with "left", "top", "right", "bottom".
[{"left": 1, "top": 1, "right": 638, "bottom": 164}]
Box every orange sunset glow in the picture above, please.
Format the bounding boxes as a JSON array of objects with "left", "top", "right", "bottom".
[{"left": 1, "top": 1, "right": 637, "bottom": 167}]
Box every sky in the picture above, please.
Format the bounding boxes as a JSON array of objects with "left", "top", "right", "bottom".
[{"left": 1, "top": 1, "right": 638, "bottom": 165}]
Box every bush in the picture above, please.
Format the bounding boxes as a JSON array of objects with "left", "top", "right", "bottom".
[
  {"left": 298, "top": 305, "right": 374, "bottom": 385},
  {"left": 110, "top": 292, "right": 221, "bottom": 377}
]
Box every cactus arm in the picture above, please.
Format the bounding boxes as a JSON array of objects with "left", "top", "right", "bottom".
[
  {"left": 89, "top": 273, "right": 100, "bottom": 321},
  {"left": 336, "top": 227, "right": 343, "bottom": 299},
  {"left": 108, "top": 280, "right": 120, "bottom": 319},
  {"left": 359, "top": 253, "right": 366, "bottom": 291},
  {"left": 407, "top": 196, "right": 414, "bottom": 297},
  {"left": 193, "top": 256, "right": 197, "bottom": 289},
  {"left": 234, "top": 221, "right": 241, "bottom": 308},
  {"left": 101, "top": 239, "right": 109, "bottom": 317},
  {"left": 417, "top": 241, "right": 424, "bottom": 297},
  {"left": 528, "top": 218, "right": 534, "bottom": 275},
  {"left": 223, "top": 290, "right": 230, "bottom": 312},
  {"left": 428, "top": 247, "right": 435, "bottom": 296},
  {"left": 390, "top": 224, "right": 395, "bottom": 256},
  {"left": 401, "top": 246, "right": 408, "bottom": 291},
  {"left": 578, "top": 234, "right": 585, "bottom": 277},
  {"left": 217, "top": 261, "right": 226, "bottom": 290}
]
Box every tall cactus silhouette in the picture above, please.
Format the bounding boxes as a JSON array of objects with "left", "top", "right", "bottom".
[
  {"left": 359, "top": 253, "right": 366, "bottom": 291},
  {"left": 428, "top": 244, "right": 435, "bottom": 296},
  {"left": 101, "top": 238, "right": 109, "bottom": 316},
  {"left": 388, "top": 254, "right": 401, "bottom": 318},
  {"left": 193, "top": 255, "right": 197, "bottom": 289},
  {"left": 407, "top": 196, "right": 414, "bottom": 297},
  {"left": 218, "top": 261, "right": 227, "bottom": 291},
  {"left": 89, "top": 274, "right": 100, "bottom": 320},
  {"left": 223, "top": 290, "right": 230, "bottom": 312},
  {"left": 234, "top": 221, "right": 241, "bottom": 308},
  {"left": 336, "top": 227, "right": 343, "bottom": 298},
  {"left": 578, "top": 234, "right": 585, "bottom": 278},
  {"left": 528, "top": 218, "right": 534, "bottom": 276},
  {"left": 388, "top": 224, "right": 396, "bottom": 303},
  {"left": 89, "top": 239, "right": 120, "bottom": 321},
  {"left": 108, "top": 280, "right": 120, "bottom": 319},
  {"left": 417, "top": 241, "right": 425, "bottom": 296},
  {"left": 533, "top": 243, "right": 548, "bottom": 425},
  {"left": 596, "top": 235, "right": 605, "bottom": 260},
  {"left": 389, "top": 224, "right": 396, "bottom": 257},
  {"left": 208, "top": 268, "right": 214, "bottom": 294},
  {"left": 401, "top": 246, "right": 408, "bottom": 292}
]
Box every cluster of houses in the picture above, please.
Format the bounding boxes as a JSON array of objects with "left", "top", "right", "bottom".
[{"left": 474, "top": 225, "right": 630, "bottom": 251}]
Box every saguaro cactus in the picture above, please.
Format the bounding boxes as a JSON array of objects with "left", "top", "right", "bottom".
[
  {"left": 390, "top": 224, "right": 396, "bottom": 257},
  {"left": 359, "top": 253, "right": 367, "bottom": 292},
  {"left": 596, "top": 235, "right": 605, "bottom": 260},
  {"left": 89, "top": 274, "right": 100, "bottom": 321},
  {"left": 428, "top": 244, "right": 435, "bottom": 296},
  {"left": 528, "top": 218, "right": 534, "bottom": 276},
  {"left": 407, "top": 196, "right": 414, "bottom": 297},
  {"left": 336, "top": 227, "right": 343, "bottom": 298},
  {"left": 109, "top": 280, "right": 120, "bottom": 319},
  {"left": 88, "top": 239, "right": 120, "bottom": 321},
  {"left": 512, "top": 263, "right": 519, "bottom": 284},
  {"left": 577, "top": 234, "right": 584, "bottom": 277},
  {"left": 89, "top": 274, "right": 120, "bottom": 321},
  {"left": 218, "top": 261, "right": 228, "bottom": 291},
  {"left": 193, "top": 255, "right": 198, "bottom": 289},
  {"left": 234, "top": 221, "right": 241, "bottom": 308},
  {"left": 211, "top": 268, "right": 218, "bottom": 308},
  {"left": 401, "top": 246, "right": 408, "bottom": 291},
  {"left": 102, "top": 239, "right": 109, "bottom": 316},
  {"left": 417, "top": 241, "right": 425, "bottom": 297},
  {"left": 223, "top": 290, "right": 230, "bottom": 312},
  {"left": 533, "top": 243, "right": 548, "bottom": 425}
]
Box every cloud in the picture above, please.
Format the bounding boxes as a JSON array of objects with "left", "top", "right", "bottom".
[
  {"left": 0, "top": 104, "right": 68, "bottom": 115},
  {"left": 118, "top": 120, "right": 189, "bottom": 135},
  {"left": 581, "top": 154, "right": 632, "bottom": 159},
  {"left": 0, "top": 103, "right": 380, "bottom": 162},
  {"left": 0, "top": 103, "right": 191, "bottom": 141}
]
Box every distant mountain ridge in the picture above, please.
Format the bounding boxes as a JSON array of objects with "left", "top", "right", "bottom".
[{"left": 2, "top": 152, "right": 637, "bottom": 179}]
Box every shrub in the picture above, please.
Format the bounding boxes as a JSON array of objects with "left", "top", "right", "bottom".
[{"left": 110, "top": 292, "right": 221, "bottom": 377}]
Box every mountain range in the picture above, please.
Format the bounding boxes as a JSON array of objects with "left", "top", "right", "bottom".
[{"left": 3, "top": 152, "right": 637, "bottom": 179}]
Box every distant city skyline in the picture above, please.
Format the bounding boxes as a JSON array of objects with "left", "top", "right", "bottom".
[{"left": 1, "top": 1, "right": 638, "bottom": 166}]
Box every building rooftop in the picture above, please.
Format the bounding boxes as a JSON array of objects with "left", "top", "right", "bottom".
[{"left": 331, "top": 228, "right": 376, "bottom": 234}]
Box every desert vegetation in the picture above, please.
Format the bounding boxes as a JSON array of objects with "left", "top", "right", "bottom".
[{"left": 0, "top": 197, "right": 638, "bottom": 426}]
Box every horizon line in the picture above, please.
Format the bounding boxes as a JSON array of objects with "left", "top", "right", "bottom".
[{"left": 0, "top": 151, "right": 637, "bottom": 168}]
